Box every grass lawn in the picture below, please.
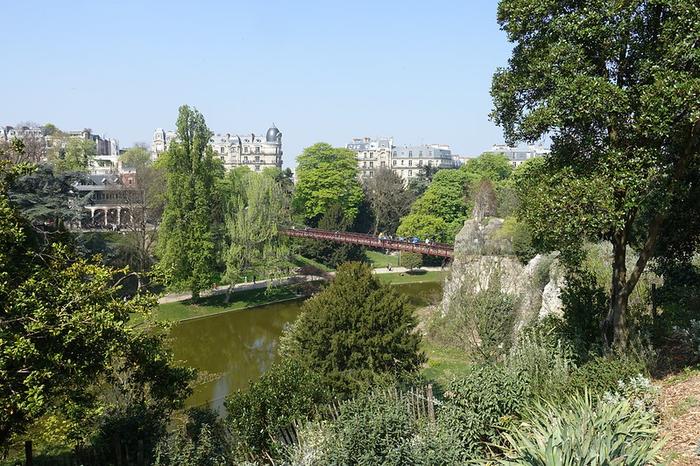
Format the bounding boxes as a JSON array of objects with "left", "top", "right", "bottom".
[
  {"left": 421, "top": 341, "right": 472, "bottom": 386},
  {"left": 154, "top": 285, "right": 304, "bottom": 323},
  {"left": 377, "top": 270, "right": 447, "bottom": 285},
  {"left": 292, "top": 254, "right": 335, "bottom": 272},
  {"left": 364, "top": 249, "right": 400, "bottom": 268}
]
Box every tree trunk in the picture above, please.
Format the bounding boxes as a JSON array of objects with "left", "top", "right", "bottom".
[{"left": 603, "top": 231, "right": 629, "bottom": 348}]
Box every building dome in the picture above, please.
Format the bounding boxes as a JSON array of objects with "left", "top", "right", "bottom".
[{"left": 266, "top": 125, "right": 281, "bottom": 143}]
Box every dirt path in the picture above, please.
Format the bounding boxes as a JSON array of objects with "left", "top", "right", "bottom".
[{"left": 659, "top": 370, "right": 700, "bottom": 465}]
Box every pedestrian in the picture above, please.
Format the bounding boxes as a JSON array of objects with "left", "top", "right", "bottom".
[{"left": 253, "top": 275, "right": 256, "bottom": 285}]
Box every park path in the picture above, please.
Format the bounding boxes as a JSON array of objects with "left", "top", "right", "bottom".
[{"left": 157, "top": 266, "right": 446, "bottom": 304}]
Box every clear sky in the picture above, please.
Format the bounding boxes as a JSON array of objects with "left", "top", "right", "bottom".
[{"left": 1, "top": 0, "right": 514, "bottom": 168}]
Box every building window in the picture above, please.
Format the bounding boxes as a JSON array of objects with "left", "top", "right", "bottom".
[
  {"left": 408, "top": 170, "right": 412, "bottom": 176},
  {"left": 369, "top": 161, "right": 373, "bottom": 168},
  {"left": 419, "top": 151, "right": 423, "bottom": 157},
  {"left": 220, "top": 147, "right": 224, "bottom": 154},
  {"left": 401, "top": 160, "right": 404, "bottom": 166},
  {"left": 255, "top": 146, "right": 260, "bottom": 154},
  {"left": 393, "top": 160, "right": 397, "bottom": 166},
  {"left": 409, "top": 151, "right": 412, "bottom": 157},
  {"left": 393, "top": 151, "right": 397, "bottom": 156},
  {"left": 244, "top": 147, "right": 249, "bottom": 154},
  {"left": 370, "top": 151, "right": 374, "bottom": 158},
  {"left": 380, "top": 161, "right": 385, "bottom": 168},
  {"left": 408, "top": 160, "right": 412, "bottom": 166},
  {"left": 363, "top": 161, "right": 367, "bottom": 168},
  {"left": 255, "top": 156, "right": 260, "bottom": 163},
  {"left": 418, "top": 160, "right": 423, "bottom": 166}
]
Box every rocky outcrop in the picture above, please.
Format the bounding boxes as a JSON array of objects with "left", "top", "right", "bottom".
[{"left": 441, "top": 219, "right": 565, "bottom": 330}]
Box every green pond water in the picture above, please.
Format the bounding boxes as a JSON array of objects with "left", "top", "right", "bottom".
[{"left": 169, "top": 281, "right": 442, "bottom": 410}]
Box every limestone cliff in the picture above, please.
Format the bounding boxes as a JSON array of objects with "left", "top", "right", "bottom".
[{"left": 441, "top": 218, "right": 565, "bottom": 330}]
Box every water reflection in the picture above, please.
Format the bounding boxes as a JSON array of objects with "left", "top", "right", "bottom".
[{"left": 169, "top": 281, "right": 442, "bottom": 409}]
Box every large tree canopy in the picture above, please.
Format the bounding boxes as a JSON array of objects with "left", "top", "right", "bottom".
[
  {"left": 294, "top": 143, "right": 364, "bottom": 224},
  {"left": 492, "top": 0, "right": 700, "bottom": 347}
]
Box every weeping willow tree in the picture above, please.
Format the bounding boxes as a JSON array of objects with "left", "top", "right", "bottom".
[{"left": 223, "top": 171, "right": 291, "bottom": 301}]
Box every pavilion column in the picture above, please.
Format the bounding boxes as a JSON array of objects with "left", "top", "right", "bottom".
[
  {"left": 117, "top": 207, "right": 121, "bottom": 226},
  {"left": 104, "top": 208, "right": 109, "bottom": 226}
]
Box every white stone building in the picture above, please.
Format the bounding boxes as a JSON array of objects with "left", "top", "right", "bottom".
[
  {"left": 151, "top": 125, "right": 283, "bottom": 172},
  {"left": 490, "top": 144, "right": 550, "bottom": 167},
  {"left": 347, "top": 137, "right": 456, "bottom": 182}
]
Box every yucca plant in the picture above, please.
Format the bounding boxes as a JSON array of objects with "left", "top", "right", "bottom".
[{"left": 498, "top": 391, "right": 663, "bottom": 465}]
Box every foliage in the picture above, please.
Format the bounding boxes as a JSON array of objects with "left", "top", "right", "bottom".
[
  {"left": 498, "top": 216, "right": 536, "bottom": 263},
  {"left": 441, "top": 364, "right": 529, "bottom": 456},
  {"left": 282, "top": 262, "right": 425, "bottom": 397},
  {"left": 294, "top": 142, "right": 364, "bottom": 224},
  {"left": 401, "top": 252, "right": 422, "bottom": 270},
  {"left": 396, "top": 213, "right": 450, "bottom": 243},
  {"left": 462, "top": 152, "right": 513, "bottom": 183},
  {"left": 602, "top": 374, "right": 658, "bottom": 414},
  {"left": 568, "top": 356, "right": 648, "bottom": 398},
  {"left": 156, "top": 105, "right": 223, "bottom": 298},
  {"left": 9, "top": 164, "right": 88, "bottom": 230},
  {"left": 559, "top": 270, "right": 608, "bottom": 360},
  {"left": 225, "top": 359, "right": 328, "bottom": 455},
  {"left": 472, "top": 178, "right": 499, "bottom": 221},
  {"left": 364, "top": 168, "right": 414, "bottom": 235},
  {"left": 154, "top": 407, "right": 232, "bottom": 466},
  {"left": 119, "top": 144, "right": 152, "bottom": 170},
  {"left": 299, "top": 203, "right": 366, "bottom": 268},
  {"left": 48, "top": 137, "right": 96, "bottom": 172},
  {"left": 223, "top": 170, "right": 290, "bottom": 291},
  {"left": 492, "top": 0, "right": 700, "bottom": 347},
  {"left": 432, "top": 277, "right": 517, "bottom": 362},
  {"left": 0, "top": 162, "right": 192, "bottom": 449},
  {"left": 506, "top": 325, "right": 574, "bottom": 400},
  {"left": 499, "top": 391, "right": 662, "bottom": 465},
  {"left": 289, "top": 391, "right": 463, "bottom": 466},
  {"left": 409, "top": 169, "right": 470, "bottom": 227}
]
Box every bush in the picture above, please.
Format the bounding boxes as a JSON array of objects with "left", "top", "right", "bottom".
[
  {"left": 225, "top": 359, "right": 328, "bottom": 455},
  {"left": 568, "top": 355, "right": 648, "bottom": 397},
  {"left": 506, "top": 324, "right": 574, "bottom": 400},
  {"left": 293, "top": 391, "right": 468, "bottom": 466},
  {"left": 432, "top": 278, "right": 517, "bottom": 362},
  {"left": 559, "top": 270, "right": 608, "bottom": 361},
  {"left": 282, "top": 262, "right": 425, "bottom": 396},
  {"left": 154, "top": 408, "right": 232, "bottom": 466},
  {"left": 499, "top": 391, "right": 662, "bottom": 465},
  {"left": 440, "top": 364, "right": 529, "bottom": 456}
]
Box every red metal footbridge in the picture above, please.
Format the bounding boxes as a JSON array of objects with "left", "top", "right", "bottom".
[{"left": 280, "top": 227, "right": 454, "bottom": 258}]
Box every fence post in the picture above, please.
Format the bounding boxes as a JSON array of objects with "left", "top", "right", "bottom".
[
  {"left": 427, "top": 384, "right": 435, "bottom": 422},
  {"left": 24, "top": 440, "right": 32, "bottom": 466}
]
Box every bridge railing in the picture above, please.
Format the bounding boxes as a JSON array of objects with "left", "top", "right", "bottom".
[{"left": 280, "top": 227, "right": 453, "bottom": 258}]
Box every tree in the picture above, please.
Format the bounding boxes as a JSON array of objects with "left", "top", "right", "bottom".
[
  {"left": 401, "top": 252, "right": 423, "bottom": 271},
  {"left": 410, "top": 169, "right": 470, "bottom": 226},
  {"left": 0, "top": 161, "right": 192, "bottom": 449},
  {"left": 9, "top": 164, "right": 87, "bottom": 232},
  {"left": 294, "top": 143, "right": 364, "bottom": 225},
  {"left": 461, "top": 152, "right": 513, "bottom": 182},
  {"left": 223, "top": 171, "right": 290, "bottom": 300},
  {"left": 119, "top": 144, "right": 152, "bottom": 170},
  {"left": 120, "top": 158, "right": 166, "bottom": 275},
  {"left": 300, "top": 203, "right": 366, "bottom": 268},
  {"left": 282, "top": 262, "right": 424, "bottom": 396},
  {"left": 364, "top": 168, "right": 414, "bottom": 235},
  {"left": 157, "top": 105, "right": 222, "bottom": 299},
  {"left": 396, "top": 213, "right": 450, "bottom": 243},
  {"left": 491, "top": 0, "right": 700, "bottom": 347},
  {"left": 472, "top": 179, "right": 498, "bottom": 221},
  {"left": 51, "top": 137, "right": 96, "bottom": 172}
]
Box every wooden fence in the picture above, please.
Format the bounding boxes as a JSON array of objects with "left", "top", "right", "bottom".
[
  {"left": 18, "top": 436, "right": 146, "bottom": 466},
  {"left": 275, "top": 384, "right": 436, "bottom": 447}
]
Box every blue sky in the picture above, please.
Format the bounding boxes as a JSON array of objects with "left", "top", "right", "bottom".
[{"left": 1, "top": 0, "right": 513, "bottom": 168}]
